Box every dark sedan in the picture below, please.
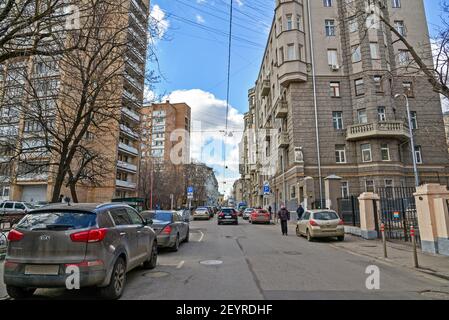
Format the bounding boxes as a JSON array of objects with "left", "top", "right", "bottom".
[
  {"left": 140, "top": 210, "right": 189, "bottom": 251},
  {"left": 217, "top": 208, "right": 238, "bottom": 225}
]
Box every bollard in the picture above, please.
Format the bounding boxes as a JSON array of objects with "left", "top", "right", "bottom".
[
  {"left": 381, "top": 223, "right": 387, "bottom": 258},
  {"left": 410, "top": 225, "right": 419, "bottom": 268}
]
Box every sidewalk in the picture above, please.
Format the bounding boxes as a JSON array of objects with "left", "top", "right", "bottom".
[{"left": 287, "top": 221, "right": 449, "bottom": 280}]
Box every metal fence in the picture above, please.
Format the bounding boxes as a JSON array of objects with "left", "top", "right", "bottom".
[
  {"left": 311, "top": 199, "right": 327, "bottom": 210},
  {"left": 378, "top": 187, "right": 420, "bottom": 246},
  {"left": 337, "top": 196, "right": 360, "bottom": 227}
]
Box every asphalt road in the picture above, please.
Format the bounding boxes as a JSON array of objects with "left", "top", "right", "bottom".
[{"left": 2, "top": 217, "right": 449, "bottom": 300}]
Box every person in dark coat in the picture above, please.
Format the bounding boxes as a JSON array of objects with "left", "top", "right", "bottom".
[
  {"left": 296, "top": 204, "right": 305, "bottom": 221},
  {"left": 277, "top": 205, "right": 290, "bottom": 236}
]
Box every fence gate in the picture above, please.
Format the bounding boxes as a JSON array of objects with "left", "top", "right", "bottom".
[
  {"left": 337, "top": 196, "right": 360, "bottom": 227},
  {"left": 378, "top": 187, "right": 420, "bottom": 246}
]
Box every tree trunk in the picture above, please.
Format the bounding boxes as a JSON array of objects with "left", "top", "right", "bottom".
[{"left": 69, "top": 182, "right": 79, "bottom": 203}]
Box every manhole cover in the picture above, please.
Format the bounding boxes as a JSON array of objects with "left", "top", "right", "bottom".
[
  {"left": 200, "top": 260, "right": 223, "bottom": 266},
  {"left": 143, "top": 271, "right": 170, "bottom": 278},
  {"left": 420, "top": 290, "right": 449, "bottom": 300},
  {"left": 283, "top": 251, "right": 302, "bottom": 256}
]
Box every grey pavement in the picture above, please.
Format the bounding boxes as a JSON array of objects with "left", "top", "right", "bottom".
[{"left": 1, "top": 217, "right": 449, "bottom": 300}]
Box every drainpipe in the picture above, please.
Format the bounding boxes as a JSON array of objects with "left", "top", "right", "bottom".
[{"left": 306, "top": 0, "right": 324, "bottom": 206}]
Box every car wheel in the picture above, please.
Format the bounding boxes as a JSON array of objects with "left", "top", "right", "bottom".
[
  {"left": 6, "top": 286, "right": 36, "bottom": 300},
  {"left": 171, "top": 234, "right": 180, "bottom": 252},
  {"left": 100, "top": 257, "right": 126, "bottom": 300},
  {"left": 143, "top": 241, "right": 158, "bottom": 270},
  {"left": 184, "top": 228, "right": 190, "bottom": 243},
  {"left": 306, "top": 229, "right": 313, "bottom": 242},
  {"left": 337, "top": 236, "right": 344, "bottom": 242}
]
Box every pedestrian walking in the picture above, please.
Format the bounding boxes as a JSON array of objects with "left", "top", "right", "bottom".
[
  {"left": 268, "top": 205, "right": 272, "bottom": 221},
  {"left": 277, "top": 205, "right": 290, "bottom": 236},
  {"left": 296, "top": 204, "right": 304, "bottom": 221}
]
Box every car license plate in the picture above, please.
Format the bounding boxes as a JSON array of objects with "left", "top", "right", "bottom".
[
  {"left": 225, "top": 216, "right": 232, "bottom": 219},
  {"left": 25, "top": 265, "right": 60, "bottom": 276}
]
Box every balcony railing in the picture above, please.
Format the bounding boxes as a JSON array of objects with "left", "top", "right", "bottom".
[
  {"left": 122, "top": 107, "right": 140, "bottom": 122},
  {"left": 278, "top": 132, "right": 289, "bottom": 148},
  {"left": 118, "top": 142, "right": 139, "bottom": 156},
  {"left": 117, "top": 160, "right": 138, "bottom": 173},
  {"left": 278, "top": 60, "right": 308, "bottom": 87},
  {"left": 116, "top": 179, "right": 137, "bottom": 189},
  {"left": 274, "top": 99, "right": 288, "bottom": 119},
  {"left": 346, "top": 121, "right": 411, "bottom": 141},
  {"left": 261, "top": 79, "right": 270, "bottom": 97},
  {"left": 120, "top": 124, "right": 139, "bottom": 140}
]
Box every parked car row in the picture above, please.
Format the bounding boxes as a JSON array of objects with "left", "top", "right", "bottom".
[{"left": 2, "top": 203, "right": 193, "bottom": 300}]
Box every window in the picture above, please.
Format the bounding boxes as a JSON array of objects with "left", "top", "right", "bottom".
[
  {"left": 341, "top": 182, "right": 349, "bottom": 198},
  {"left": 335, "top": 145, "right": 346, "bottom": 164},
  {"left": 394, "top": 20, "right": 406, "bottom": 36},
  {"left": 330, "top": 82, "right": 341, "bottom": 97},
  {"left": 290, "top": 185, "right": 296, "bottom": 200},
  {"left": 361, "top": 144, "right": 372, "bottom": 162},
  {"left": 110, "top": 208, "right": 132, "bottom": 226},
  {"left": 296, "top": 15, "right": 302, "bottom": 30},
  {"left": 126, "top": 208, "right": 143, "bottom": 225},
  {"left": 398, "top": 50, "right": 410, "bottom": 65},
  {"left": 324, "top": 0, "right": 332, "bottom": 7},
  {"left": 332, "top": 111, "right": 343, "bottom": 129},
  {"left": 325, "top": 19, "right": 336, "bottom": 36},
  {"left": 355, "top": 78, "right": 364, "bottom": 96},
  {"left": 378, "top": 106, "right": 386, "bottom": 122},
  {"left": 415, "top": 146, "right": 423, "bottom": 164},
  {"left": 410, "top": 111, "right": 418, "bottom": 129},
  {"left": 392, "top": 0, "right": 401, "bottom": 8},
  {"left": 365, "top": 180, "right": 375, "bottom": 193},
  {"left": 349, "top": 17, "right": 358, "bottom": 33},
  {"left": 351, "top": 45, "right": 361, "bottom": 63},
  {"left": 370, "top": 43, "right": 380, "bottom": 59},
  {"left": 327, "top": 49, "right": 338, "bottom": 66},
  {"left": 403, "top": 81, "right": 414, "bottom": 97},
  {"left": 278, "top": 17, "right": 283, "bottom": 33},
  {"left": 279, "top": 47, "right": 284, "bottom": 65},
  {"left": 287, "top": 44, "right": 295, "bottom": 60},
  {"left": 358, "top": 109, "right": 367, "bottom": 124},
  {"left": 385, "top": 179, "right": 394, "bottom": 188},
  {"left": 374, "top": 76, "right": 383, "bottom": 93},
  {"left": 286, "top": 15, "right": 293, "bottom": 30},
  {"left": 381, "top": 144, "right": 390, "bottom": 161}
]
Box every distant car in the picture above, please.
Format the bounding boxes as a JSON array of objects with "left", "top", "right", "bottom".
[
  {"left": 242, "top": 208, "right": 254, "bottom": 220},
  {"left": 3, "top": 203, "right": 158, "bottom": 300},
  {"left": 193, "top": 207, "right": 210, "bottom": 220},
  {"left": 217, "top": 208, "right": 238, "bottom": 225},
  {"left": 296, "top": 209, "right": 345, "bottom": 242},
  {"left": 33, "top": 201, "right": 49, "bottom": 209},
  {"left": 0, "top": 201, "right": 35, "bottom": 215},
  {"left": 249, "top": 209, "right": 271, "bottom": 224},
  {"left": 140, "top": 210, "right": 189, "bottom": 251}
]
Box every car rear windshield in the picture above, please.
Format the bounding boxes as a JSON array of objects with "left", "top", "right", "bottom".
[
  {"left": 221, "top": 209, "right": 234, "bottom": 213},
  {"left": 313, "top": 211, "right": 339, "bottom": 221},
  {"left": 153, "top": 211, "right": 173, "bottom": 222},
  {"left": 257, "top": 210, "right": 268, "bottom": 214},
  {"left": 16, "top": 211, "right": 97, "bottom": 231},
  {"left": 196, "top": 208, "right": 207, "bottom": 212}
]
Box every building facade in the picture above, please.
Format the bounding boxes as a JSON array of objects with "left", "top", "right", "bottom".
[
  {"left": 241, "top": 0, "right": 449, "bottom": 212},
  {"left": 0, "top": 0, "right": 150, "bottom": 203}
]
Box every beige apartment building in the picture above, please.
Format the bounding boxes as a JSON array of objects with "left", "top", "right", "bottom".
[
  {"left": 0, "top": 0, "right": 150, "bottom": 203},
  {"left": 241, "top": 0, "right": 449, "bottom": 211},
  {"left": 141, "top": 101, "right": 191, "bottom": 165}
]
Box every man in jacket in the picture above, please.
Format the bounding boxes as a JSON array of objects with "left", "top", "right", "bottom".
[
  {"left": 296, "top": 204, "right": 305, "bottom": 221},
  {"left": 277, "top": 206, "right": 290, "bottom": 236}
]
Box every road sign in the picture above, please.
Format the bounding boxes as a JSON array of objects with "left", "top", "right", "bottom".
[
  {"left": 187, "top": 186, "right": 194, "bottom": 199},
  {"left": 263, "top": 184, "right": 270, "bottom": 195}
]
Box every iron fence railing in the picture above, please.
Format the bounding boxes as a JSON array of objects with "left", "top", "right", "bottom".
[{"left": 337, "top": 196, "right": 360, "bottom": 227}]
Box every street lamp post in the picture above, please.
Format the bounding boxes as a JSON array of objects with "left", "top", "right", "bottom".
[{"left": 394, "top": 94, "right": 420, "bottom": 187}]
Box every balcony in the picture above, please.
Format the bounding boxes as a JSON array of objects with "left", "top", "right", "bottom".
[
  {"left": 17, "top": 173, "right": 49, "bottom": 182},
  {"left": 122, "top": 107, "right": 140, "bottom": 122},
  {"left": 117, "top": 160, "right": 138, "bottom": 173},
  {"left": 118, "top": 142, "right": 139, "bottom": 156},
  {"left": 116, "top": 179, "right": 137, "bottom": 189},
  {"left": 120, "top": 124, "right": 139, "bottom": 140},
  {"left": 261, "top": 79, "right": 270, "bottom": 97},
  {"left": 346, "top": 121, "right": 411, "bottom": 142},
  {"left": 278, "top": 132, "right": 289, "bottom": 148},
  {"left": 274, "top": 99, "right": 288, "bottom": 119},
  {"left": 278, "top": 60, "right": 308, "bottom": 87}
]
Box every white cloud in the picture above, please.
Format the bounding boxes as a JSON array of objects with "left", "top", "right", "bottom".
[
  {"left": 164, "top": 89, "right": 244, "bottom": 196},
  {"left": 150, "top": 4, "right": 169, "bottom": 41}
]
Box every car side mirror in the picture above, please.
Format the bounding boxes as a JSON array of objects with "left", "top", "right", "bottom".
[{"left": 144, "top": 219, "right": 153, "bottom": 226}]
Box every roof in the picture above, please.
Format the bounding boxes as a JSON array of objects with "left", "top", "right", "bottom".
[
  {"left": 31, "top": 202, "right": 129, "bottom": 212},
  {"left": 306, "top": 209, "right": 337, "bottom": 213}
]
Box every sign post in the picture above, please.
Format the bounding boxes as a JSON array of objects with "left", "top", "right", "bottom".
[{"left": 187, "top": 187, "right": 194, "bottom": 209}]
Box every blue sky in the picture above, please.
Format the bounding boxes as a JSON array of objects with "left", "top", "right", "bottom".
[{"left": 148, "top": 0, "right": 444, "bottom": 196}]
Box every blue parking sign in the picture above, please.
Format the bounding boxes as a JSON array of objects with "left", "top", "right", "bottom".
[
  {"left": 187, "top": 186, "right": 194, "bottom": 194},
  {"left": 263, "top": 184, "right": 270, "bottom": 195}
]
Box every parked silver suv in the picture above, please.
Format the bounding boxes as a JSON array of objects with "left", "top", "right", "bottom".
[
  {"left": 3, "top": 203, "right": 158, "bottom": 300},
  {"left": 0, "top": 201, "right": 35, "bottom": 215}
]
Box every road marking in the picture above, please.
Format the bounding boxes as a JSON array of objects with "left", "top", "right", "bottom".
[
  {"left": 198, "top": 231, "right": 204, "bottom": 242},
  {"left": 177, "top": 260, "right": 185, "bottom": 269}
]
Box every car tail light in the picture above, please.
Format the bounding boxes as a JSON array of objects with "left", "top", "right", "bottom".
[
  {"left": 65, "top": 260, "right": 104, "bottom": 268},
  {"left": 7, "top": 229, "right": 24, "bottom": 242},
  {"left": 70, "top": 228, "right": 107, "bottom": 243},
  {"left": 4, "top": 261, "right": 19, "bottom": 270},
  {"left": 161, "top": 225, "right": 172, "bottom": 235},
  {"left": 310, "top": 220, "right": 319, "bottom": 226},
  {"left": 264, "top": 213, "right": 270, "bottom": 217},
  {"left": 338, "top": 219, "right": 344, "bottom": 225}
]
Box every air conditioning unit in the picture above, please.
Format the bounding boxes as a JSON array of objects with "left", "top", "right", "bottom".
[{"left": 331, "top": 64, "right": 340, "bottom": 71}]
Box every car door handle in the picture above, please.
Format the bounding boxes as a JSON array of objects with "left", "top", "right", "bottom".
[
  {"left": 120, "top": 232, "right": 127, "bottom": 237},
  {"left": 137, "top": 230, "right": 143, "bottom": 234}
]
